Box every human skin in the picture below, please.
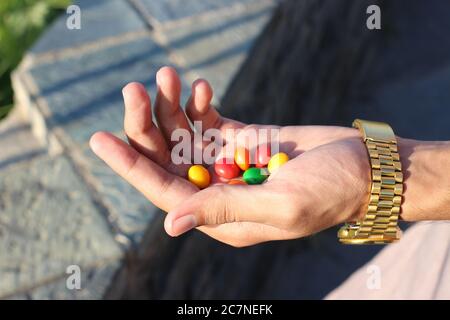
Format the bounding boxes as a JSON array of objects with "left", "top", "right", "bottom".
[{"left": 89, "top": 66, "right": 450, "bottom": 247}]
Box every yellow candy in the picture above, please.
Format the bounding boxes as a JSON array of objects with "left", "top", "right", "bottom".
[
  {"left": 188, "top": 165, "right": 211, "bottom": 189},
  {"left": 267, "top": 152, "right": 289, "bottom": 173}
]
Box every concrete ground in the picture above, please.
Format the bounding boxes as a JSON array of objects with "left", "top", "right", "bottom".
[{"left": 0, "top": 0, "right": 275, "bottom": 299}]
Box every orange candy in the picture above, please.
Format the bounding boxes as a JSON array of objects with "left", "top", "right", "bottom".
[
  {"left": 234, "top": 147, "right": 250, "bottom": 171},
  {"left": 228, "top": 179, "right": 247, "bottom": 185}
]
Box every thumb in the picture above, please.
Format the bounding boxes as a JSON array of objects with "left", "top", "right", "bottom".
[{"left": 164, "top": 184, "right": 284, "bottom": 237}]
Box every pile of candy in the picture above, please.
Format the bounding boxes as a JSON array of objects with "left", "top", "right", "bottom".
[{"left": 187, "top": 145, "right": 289, "bottom": 189}]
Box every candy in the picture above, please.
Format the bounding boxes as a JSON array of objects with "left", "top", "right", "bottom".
[
  {"left": 188, "top": 165, "right": 210, "bottom": 189},
  {"left": 243, "top": 167, "right": 269, "bottom": 185},
  {"left": 234, "top": 147, "right": 250, "bottom": 171},
  {"left": 255, "top": 144, "right": 271, "bottom": 168},
  {"left": 214, "top": 159, "right": 241, "bottom": 179},
  {"left": 267, "top": 152, "right": 289, "bottom": 173},
  {"left": 228, "top": 179, "right": 247, "bottom": 185}
]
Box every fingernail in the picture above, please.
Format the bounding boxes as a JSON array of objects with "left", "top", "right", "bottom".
[
  {"left": 122, "top": 87, "right": 129, "bottom": 102},
  {"left": 156, "top": 70, "right": 162, "bottom": 86},
  {"left": 170, "top": 215, "right": 197, "bottom": 236}
]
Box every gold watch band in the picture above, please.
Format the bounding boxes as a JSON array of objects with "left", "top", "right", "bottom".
[{"left": 338, "top": 119, "right": 403, "bottom": 245}]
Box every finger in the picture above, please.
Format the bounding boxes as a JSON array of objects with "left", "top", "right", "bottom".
[
  {"left": 89, "top": 131, "right": 196, "bottom": 211},
  {"left": 185, "top": 79, "right": 245, "bottom": 134},
  {"left": 154, "top": 66, "right": 193, "bottom": 148},
  {"left": 122, "top": 82, "right": 173, "bottom": 168},
  {"left": 90, "top": 132, "right": 299, "bottom": 246},
  {"left": 164, "top": 182, "right": 292, "bottom": 237}
]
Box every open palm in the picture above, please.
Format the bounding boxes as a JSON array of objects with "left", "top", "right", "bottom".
[{"left": 90, "top": 67, "right": 370, "bottom": 247}]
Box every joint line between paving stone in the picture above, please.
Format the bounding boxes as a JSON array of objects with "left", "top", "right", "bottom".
[
  {"left": 131, "top": 0, "right": 276, "bottom": 31},
  {"left": 128, "top": 0, "right": 275, "bottom": 106},
  {"left": 12, "top": 69, "right": 134, "bottom": 250},
  {"left": 127, "top": 0, "right": 158, "bottom": 30},
  {"left": 18, "top": 29, "right": 152, "bottom": 71}
]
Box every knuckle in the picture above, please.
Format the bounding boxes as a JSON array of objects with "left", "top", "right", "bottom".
[
  {"left": 123, "top": 153, "right": 140, "bottom": 180},
  {"left": 206, "top": 186, "right": 235, "bottom": 225},
  {"left": 157, "top": 176, "right": 173, "bottom": 203},
  {"left": 222, "top": 200, "right": 236, "bottom": 224},
  {"left": 280, "top": 211, "right": 300, "bottom": 230},
  {"left": 210, "top": 113, "right": 224, "bottom": 129},
  {"left": 203, "top": 209, "right": 220, "bottom": 225},
  {"left": 125, "top": 123, "right": 150, "bottom": 139}
]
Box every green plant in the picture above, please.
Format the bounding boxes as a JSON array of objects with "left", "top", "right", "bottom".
[{"left": 0, "top": 0, "right": 70, "bottom": 119}]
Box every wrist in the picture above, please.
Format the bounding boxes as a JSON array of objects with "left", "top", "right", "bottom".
[{"left": 397, "top": 137, "right": 450, "bottom": 221}]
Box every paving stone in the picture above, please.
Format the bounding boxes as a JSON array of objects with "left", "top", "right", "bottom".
[
  {"left": 1, "top": 0, "right": 277, "bottom": 300},
  {"left": 0, "top": 155, "right": 122, "bottom": 298},
  {"left": 80, "top": 145, "right": 159, "bottom": 244},
  {"left": 0, "top": 109, "right": 46, "bottom": 170},
  {"left": 159, "top": 3, "right": 274, "bottom": 100},
  {"left": 349, "top": 62, "right": 450, "bottom": 141},
  {"left": 8, "top": 261, "right": 121, "bottom": 300},
  {"left": 28, "top": 36, "right": 189, "bottom": 147},
  {"left": 31, "top": 0, "right": 147, "bottom": 55},
  {"left": 135, "top": 0, "right": 261, "bottom": 25}
]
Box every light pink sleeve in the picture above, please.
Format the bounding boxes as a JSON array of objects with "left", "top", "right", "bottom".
[{"left": 326, "top": 222, "right": 450, "bottom": 300}]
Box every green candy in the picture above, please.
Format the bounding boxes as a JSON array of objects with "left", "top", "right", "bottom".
[{"left": 243, "top": 167, "right": 269, "bottom": 185}]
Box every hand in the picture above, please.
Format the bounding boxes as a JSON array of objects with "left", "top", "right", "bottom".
[{"left": 90, "top": 66, "right": 372, "bottom": 247}]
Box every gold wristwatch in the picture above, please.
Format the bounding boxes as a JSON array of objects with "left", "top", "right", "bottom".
[{"left": 338, "top": 119, "right": 403, "bottom": 245}]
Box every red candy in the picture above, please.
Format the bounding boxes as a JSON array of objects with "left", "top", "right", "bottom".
[
  {"left": 214, "top": 158, "right": 241, "bottom": 179},
  {"left": 255, "top": 144, "right": 271, "bottom": 168}
]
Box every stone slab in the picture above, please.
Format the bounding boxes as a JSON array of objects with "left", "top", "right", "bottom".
[
  {"left": 158, "top": 3, "right": 274, "bottom": 100},
  {"left": 80, "top": 145, "right": 159, "bottom": 244},
  {"left": 135, "top": 0, "right": 261, "bottom": 26},
  {"left": 0, "top": 109, "right": 46, "bottom": 170},
  {"left": 0, "top": 155, "right": 122, "bottom": 298},
  {"left": 28, "top": 35, "right": 189, "bottom": 147},
  {"left": 8, "top": 260, "right": 121, "bottom": 300},
  {"left": 31, "top": 0, "right": 147, "bottom": 55}
]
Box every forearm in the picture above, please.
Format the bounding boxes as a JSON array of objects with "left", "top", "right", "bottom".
[{"left": 398, "top": 137, "right": 450, "bottom": 221}]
